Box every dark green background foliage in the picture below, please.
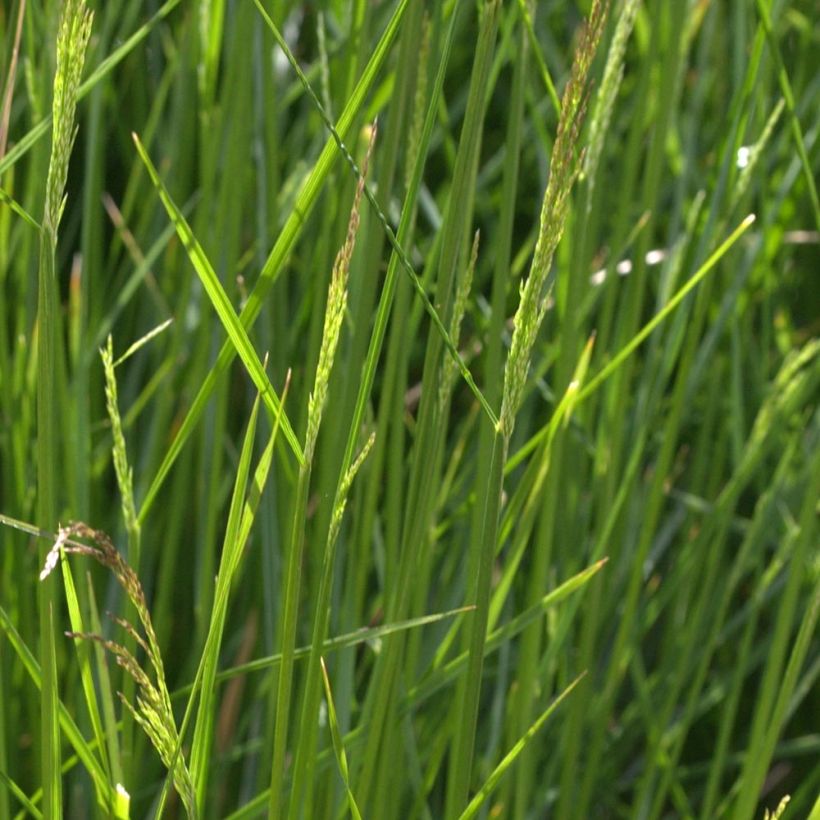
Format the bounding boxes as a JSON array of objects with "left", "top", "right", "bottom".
[{"left": 0, "top": 0, "right": 818, "bottom": 818}]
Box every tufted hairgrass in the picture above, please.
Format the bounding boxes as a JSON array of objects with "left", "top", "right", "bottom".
[{"left": 0, "top": 1, "right": 818, "bottom": 818}]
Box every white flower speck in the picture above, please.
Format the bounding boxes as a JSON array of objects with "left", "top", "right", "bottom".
[{"left": 39, "top": 527, "right": 69, "bottom": 580}]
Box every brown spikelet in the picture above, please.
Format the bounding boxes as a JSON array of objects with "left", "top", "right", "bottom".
[{"left": 42, "top": 522, "right": 197, "bottom": 818}]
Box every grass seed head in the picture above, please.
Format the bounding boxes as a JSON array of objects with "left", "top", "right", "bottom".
[
  {"left": 306, "top": 124, "right": 377, "bottom": 461},
  {"left": 44, "top": 0, "right": 93, "bottom": 238},
  {"left": 499, "top": 0, "right": 609, "bottom": 439},
  {"left": 41, "top": 522, "right": 196, "bottom": 818}
]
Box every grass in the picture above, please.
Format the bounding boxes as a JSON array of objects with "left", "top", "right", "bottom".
[{"left": 0, "top": 0, "right": 818, "bottom": 818}]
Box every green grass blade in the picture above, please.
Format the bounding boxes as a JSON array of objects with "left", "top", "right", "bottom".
[
  {"left": 576, "top": 214, "right": 756, "bottom": 404},
  {"left": 169, "top": 607, "right": 474, "bottom": 699},
  {"left": 457, "top": 673, "right": 586, "bottom": 820},
  {"left": 253, "top": 0, "right": 496, "bottom": 427},
  {"left": 155, "top": 380, "right": 288, "bottom": 819},
  {"left": 57, "top": 556, "right": 111, "bottom": 789},
  {"left": 0, "top": 186, "right": 40, "bottom": 230},
  {"left": 189, "top": 394, "right": 261, "bottom": 810},
  {"left": 0, "top": 605, "right": 111, "bottom": 805},
  {"left": 132, "top": 133, "right": 301, "bottom": 464},
  {"left": 320, "top": 659, "right": 363, "bottom": 820},
  {"left": 0, "top": 770, "right": 42, "bottom": 820},
  {"left": 84, "top": 572, "right": 123, "bottom": 789},
  {"left": 730, "top": 448, "right": 820, "bottom": 820},
  {"left": 137, "top": 0, "right": 410, "bottom": 522}
]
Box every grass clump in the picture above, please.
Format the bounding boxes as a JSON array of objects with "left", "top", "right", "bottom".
[{"left": 0, "top": 0, "right": 818, "bottom": 817}]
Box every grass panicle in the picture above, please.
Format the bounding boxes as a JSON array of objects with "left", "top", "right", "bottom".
[
  {"left": 447, "top": 3, "right": 609, "bottom": 815},
  {"left": 269, "top": 125, "right": 372, "bottom": 818},
  {"left": 499, "top": 0, "right": 609, "bottom": 440},
  {"left": 40, "top": 523, "right": 196, "bottom": 818},
  {"left": 43, "top": 0, "right": 93, "bottom": 240}
]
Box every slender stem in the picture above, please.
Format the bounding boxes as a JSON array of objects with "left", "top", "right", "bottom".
[
  {"left": 37, "top": 227, "right": 61, "bottom": 820},
  {"left": 446, "top": 430, "right": 507, "bottom": 817},
  {"left": 269, "top": 463, "right": 312, "bottom": 817}
]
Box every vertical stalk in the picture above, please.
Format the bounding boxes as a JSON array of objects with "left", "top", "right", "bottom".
[
  {"left": 37, "top": 2, "right": 93, "bottom": 814},
  {"left": 445, "top": 430, "right": 507, "bottom": 815},
  {"left": 268, "top": 462, "right": 313, "bottom": 818},
  {"left": 269, "top": 140, "right": 365, "bottom": 817},
  {"left": 446, "top": 3, "right": 608, "bottom": 815},
  {"left": 354, "top": 4, "right": 500, "bottom": 812},
  {"left": 36, "top": 224, "right": 61, "bottom": 820}
]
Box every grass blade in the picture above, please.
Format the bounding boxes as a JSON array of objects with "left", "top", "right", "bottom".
[
  {"left": 320, "top": 658, "right": 363, "bottom": 820},
  {"left": 132, "top": 133, "right": 301, "bottom": 464},
  {"left": 457, "top": 673, "right": 586, "bottom": 820}
]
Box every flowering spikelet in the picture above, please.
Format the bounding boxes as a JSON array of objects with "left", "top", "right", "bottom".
[
  {"left": 405, "top": 12, "right": 431, "bottom": 192},
  {"left": 101, "top": 336, "right": 139, "bottom": 535},
  {"left": 305, "top": 123, "right": 377, "bottom": 461},
  {"left": 439, "top": 230, "right": 479, "bottom": 415},
  {"left": 584, "top": 0, "right": 639, "bottom": 192},
  {"left": 44, "top": 0, "right": 93, "bottom": 238},
  {"left": 763, "top": 796, "right": 790, "bottom": 820},
  {"left": 329, "top": 432, "right": 376, "bottom": 547},
  {"left": 41, "top": 522, "right": 197, "bottom": 818},
  {"left": 499, "top": 0, "right": 609, "bottom": 439}
]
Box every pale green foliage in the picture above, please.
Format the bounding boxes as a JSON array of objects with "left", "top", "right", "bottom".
[
  {"left": 329, "top": 432, "right": 376, "bottom": 548},
  {"left": 44, "top": 0, "right": 93, "bottom": 238},
  {"left": 306, "top": 127, "right": 373, "bottom": 462},
  {"left": 320, "top": 658, "right": 363, "bottom": 820},
  {"left": 101, "top": 336, "right": 139, "bottom": 536},
  {"left": 439, "top": 230, "right": 479, "bottom": 414},
  {"left": 583, "top": 0, "right": 640, "bottom": 191},
  {"left": 499, "top": 0, "right": 608, "bottom": 439},
  {"left": 748, "top": 338, "right": 820, "bottom": 450}
]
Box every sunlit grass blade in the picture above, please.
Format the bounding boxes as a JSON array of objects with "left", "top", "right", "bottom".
[
  {"left": 0, "top": 185, "right": 39, "bottom": 230},
  {"left": 137, "top": 0, "right": 410, "bottom": 522},
  {"left": 132, "top": 133, "right": 301, "bottom": 464},
  {"left": 507, "top": 215, "right": 755, "bottom": 472},
  {"left": 417, "top": 560, "right": 607, "bottom": 707},
  {"left": 189, "top": 390, "right": 262, "bottom": 811},
  {"left": 168, "top": 606, "right": 474, "bottom": 699},
  {"left": 577, "top": 213, "right": 756, "bottom": 402},
  {"left": 457, "top": 673, "right": 586, "bottom": 820},
  {"left": 320, "top": 658, "right": 363, "bottom": 820}
]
